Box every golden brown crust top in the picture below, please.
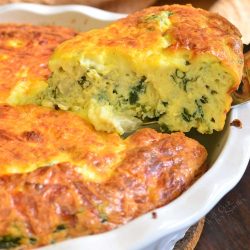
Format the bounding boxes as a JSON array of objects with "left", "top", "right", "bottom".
[
  {"left": 0, "top": 105, "right": 207, "bottom": 247},
  {"left": 0, "top": 105, "right": 122, "bottom": 176},
  {"left": 118, "top": 5, "right": 242, "bottom": 60},
  {"left": 0, "top": 24, "right": 76, "bottom": 102},
  {"left": 58, "top": 4, "right": 243, "bottom": 84}
]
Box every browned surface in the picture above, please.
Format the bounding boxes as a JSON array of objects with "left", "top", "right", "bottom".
[
  {"left": 2, "top": 1, "right": 249, "bottom": 43},
  {"left": 156, "top": 0, "right": 250, "bottom": 44},
  {"left": 0, "top": 24, "right": 76, "bottom": 103},
  {"left": 53, "top": 4, "right": 243, "bottom": 89},
  {"left": 0, "top": 105, "right": 122, "bottom": 175},
  {"left": 0, "top": 105, "right": 207, "bottom": 249}
]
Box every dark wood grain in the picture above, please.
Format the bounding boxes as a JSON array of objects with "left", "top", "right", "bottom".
[{"left": 196, "top": 161, "right": 250, "bottom": 250}]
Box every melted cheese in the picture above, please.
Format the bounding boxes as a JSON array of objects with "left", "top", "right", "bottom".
[
  {"left": 0, "top": 24, "right": 76, "bottom": 104},
  {"left": 0, "top": 105, "right": 125, "bottom": 183}
]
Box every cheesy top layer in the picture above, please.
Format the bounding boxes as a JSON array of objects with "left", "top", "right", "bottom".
[
  {"left": 0, "top": 105, "right": 124, "bottom": 182},
  {"left": 0, "top": 24, "right": 76, "bottom": 105}
]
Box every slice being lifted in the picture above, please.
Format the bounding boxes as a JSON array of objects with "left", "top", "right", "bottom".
[{"left": 39, "top": 4, "right": 243, "bottom": 134}]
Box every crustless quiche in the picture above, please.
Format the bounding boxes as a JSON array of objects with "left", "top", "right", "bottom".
[
  {"left": 0, "top": 4, "right": 245, "bottom": 250},
  {"left": 39, "top": 4, "right": 243, "bottom": 134}
]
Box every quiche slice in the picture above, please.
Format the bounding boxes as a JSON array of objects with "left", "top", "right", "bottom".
[
  {"left": 39, "top": 4, "right": 243, "bottom": 134},
  {"left": 0, "top": 105, "right": 207, "bottom": 249}
]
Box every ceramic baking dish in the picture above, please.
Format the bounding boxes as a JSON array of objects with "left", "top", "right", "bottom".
[{"left": 0, "top": 3, "right": 249, "bottom": 250}]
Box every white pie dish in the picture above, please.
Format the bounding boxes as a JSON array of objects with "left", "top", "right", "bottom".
[{"left": 0, "top": 3, "right": 250, "bottom": 250}]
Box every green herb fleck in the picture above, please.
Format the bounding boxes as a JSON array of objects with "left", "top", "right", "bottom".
[
  {"left": 129, "top": 76, "right": 147, "bottom": 105},
  {"left": 182, "top": 108, "right": 192, "bottom": 122},
  {"left": 51, "top": 87, "right": 59, "bottom": 99},
  {"left": 0, "top": 236, "right": 22, "bottom": 249},
  {"left": 200, "top": 95, "right": 208, "bottom": 104},
  {"left": 129, "top": 91, "right": 139, "bottom": 105},
  {"left": 145, "top": 11, "right": 173, "bottom": 23},
  {"left": 29, "top": 237, "right": 37, "bottom": 245},
  {"left": 176, "top": 69, "right": 186, "bottom": 79},
  {"left": 54, "top": 224, "right": 67, "bottom": 233},
  {"left": 160, "top": 124, "right": 171, "bottom": 133},
  {"left": 77, "top": 76, "right": 86, "bottom": 86},
  {"left": 99, "top": 212, "right": 108, "bottom": 223},
  {"left": 161, "top": 101, "right": 168, "bottom": 107},
  {"left": 97, "top": 91, "right": 108, "bottom": 102},
  {"left": 170, "top": 69, "right": 198, "bottom": 92},
  {"left": 77, "top": 75, "right": 91, "bottom": 89},
  {"left": 211, "top": 90, "right": 218, "bottom": 95},
  {"left": 194, "top": 99, "right": 204, "bottom": 118}
]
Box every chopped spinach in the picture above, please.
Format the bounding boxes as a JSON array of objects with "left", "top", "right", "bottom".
[
  {"left": 77, "top": 75, "right": 91, "bottom": 89},
  {"left": 77, "top": 76, "right": 86, "bottom": 86},
  {"left": 97, "top": 91, "right": 108, "bottom": 102},
  {"left": 200, "top": 95, "right": 208, "bottom": 104},
  {"left": 168, "top": 11, "right": 174, "bottom": 17},
  {"left": 51, "top": 87, "right": 59, "bottom": 99},
  {"left": 194, "top": 99, "right": 204, "bottom": 118},
  {"left": 54, "top": 224, "right": 66, "bottom": 233},
  {"left": 0, "top": 236, "right": 22, "bottom": 249},
  {"left": 181, "top": 97, "right": 206, "bottom": 123},
  {"left": 145, "top": 11, "right": 173, "bottom": 23},
  {"left": 129, "top": 91, "right": 139, "bottom": 105},
  {"left": 170, "top": 69, "right": 199, "bottom": 92},
  {"left": 185, "top": 60, "right": 191, "bottom": 66},
  {"left": 129, "top": 76, "right": 147, "bottom": 105},
  {"left": 161, "top": 101, "right": 168, "bottom": 107},
  {"left": 211, "top": 90, "right": 218, "bottom": 95},
  {"left": 182, "top": 108, "right": 192, "bottom": 122},
  {"left": 29, "top": 237, "right": 37, "bottom": 245},
  {"left": 99, "top": 212, "right": 108, "bottom": 223},
  {"left": 176, "top": 69, "right": 186, "bottom": 79},
  {"left": 160, "top": 124, "right": 171, "bottom": 133}
]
